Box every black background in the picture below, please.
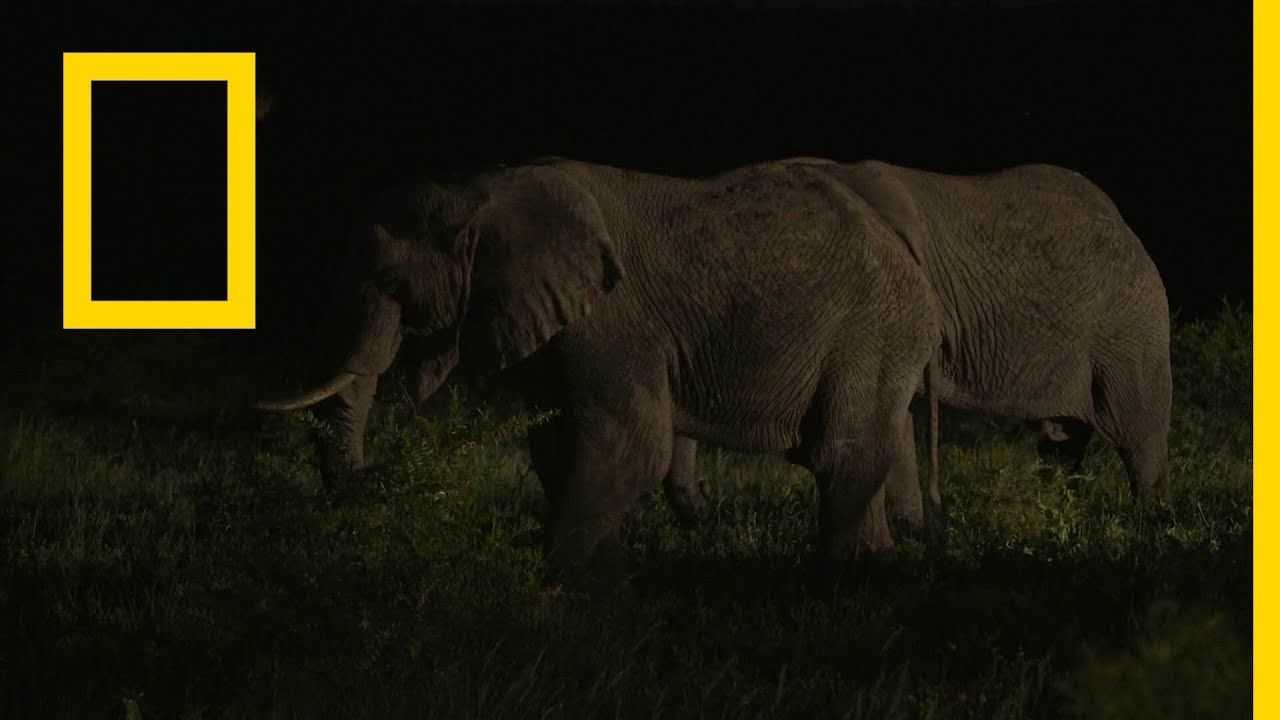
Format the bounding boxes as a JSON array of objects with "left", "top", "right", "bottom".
[
  {"left": 5, "top": 0, "right": 1252, "bottom": 350},
  {"left": 90, "top": 80, "right": 228, "bottom": 301}
]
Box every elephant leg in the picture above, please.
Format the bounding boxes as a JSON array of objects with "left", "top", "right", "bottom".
[
  {"left": 663, "top": 435, "right": 711, "bottom": 527},
  {"left": 1036, "top": 417, "right": 1094, "bottom": 475},
  {"left": 884, "top": 412, "right": 924, "bottom": 531},
  {"left": 876, "top": 410, "right": 947, "bottom": 547},
  {"left": 808, "top": 428, "right": 901, "bottom": 574},
  {"left": 1090, "top": 356, "right": 1173, "bottom": 499},
  {"left": 528, "top": 378, "right": 674, "bottom": 585},
  {"left": 794, "top": 376, "right": 917, "bottom": 580},
  {"left": 1116, "top": 432, "right": 1171, "bottom": 500}
]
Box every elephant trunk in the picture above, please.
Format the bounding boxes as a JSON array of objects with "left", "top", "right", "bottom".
[
  {"left": 256, "top": 288, "right": 406, "bottom": 475},
  {"left": 314, "top": 373, "right": 379, "bottom": 473}
]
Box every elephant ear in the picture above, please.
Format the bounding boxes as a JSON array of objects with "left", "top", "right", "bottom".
[{"left": 460, "top": 165, "right": 625, "bottom": 371}]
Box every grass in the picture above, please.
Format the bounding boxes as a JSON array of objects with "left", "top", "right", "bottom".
[{"left": 0, "top": 303, "right": 1252, "bottom": 718}]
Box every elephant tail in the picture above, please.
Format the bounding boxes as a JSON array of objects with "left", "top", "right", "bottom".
[{"left": 923, "top": 343, "right": 946, "bottom": 543}]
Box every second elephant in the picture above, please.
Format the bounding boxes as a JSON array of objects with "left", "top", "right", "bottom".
[{"left": 664, "top": 159, "right": 1172, "bottom": 527}]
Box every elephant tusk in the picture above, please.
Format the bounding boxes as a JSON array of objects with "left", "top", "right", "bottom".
[{"left": 254, "top": 372, "right": 359, "bottom": 411}]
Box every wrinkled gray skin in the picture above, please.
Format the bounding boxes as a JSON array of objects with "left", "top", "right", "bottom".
[
  {"left": 257, "top": 158, "right": 940, "bottom": 580},
  {"left": 664, "top": 159, "right": 1172, "bottom": 526}
]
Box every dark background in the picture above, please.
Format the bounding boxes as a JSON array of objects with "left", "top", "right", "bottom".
[
  {"left": 4, "top": 0, "right": 1252, "bottom": 352},
  {"left": 0, "top": 5, "right": 1252, "bottom": 713},
  {"left": 90, "top": 80, "right": 228, "bottom": 301}
]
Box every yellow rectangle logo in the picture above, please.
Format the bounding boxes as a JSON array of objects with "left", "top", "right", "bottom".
[{"left": 62, "top": 52, "right": 256, "bottom": 329}]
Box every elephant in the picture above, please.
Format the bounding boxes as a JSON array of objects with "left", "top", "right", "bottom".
[
  {"left": 256, "top": 157, "right": 942, "bottom": 581},
  {"left": 661, "top": 159, "right": 1172, "bottom": 527}
]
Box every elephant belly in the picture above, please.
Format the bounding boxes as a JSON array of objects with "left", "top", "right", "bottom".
[
  {"left": 671, "top": 407, "right": 803, "bottom": 454},
  {"left": 931, "top": 338, "right": 1096, "bottom": 421},
  {"left": 668, "top": 363, "right": 822, "bottom": 455},
  {"left": 658, "top": 300, "right": 870, "bottom": 455}
]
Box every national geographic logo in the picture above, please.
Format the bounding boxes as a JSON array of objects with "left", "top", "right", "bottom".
[{"left": 62, "top": 52, "right": 257, "bottom": 329}]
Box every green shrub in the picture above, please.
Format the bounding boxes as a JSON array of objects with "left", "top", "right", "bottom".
[
  {"left": 1170, "top": 300, "right": 1252, "bottom": 455},
  {"left": 1061, "top": 599, "right": 1251, "bottom": 720},
  {"left": 0, "top": 306, "right": 1252, "bottom": 718}
]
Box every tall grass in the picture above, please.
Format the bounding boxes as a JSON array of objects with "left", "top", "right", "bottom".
[{"left": 0, "top": 304, "right": 1251, "bottom": 718}]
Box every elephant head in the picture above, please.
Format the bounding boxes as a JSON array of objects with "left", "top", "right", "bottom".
[{"left": 255, "top": 164, "right": 626, "bottom": 471}]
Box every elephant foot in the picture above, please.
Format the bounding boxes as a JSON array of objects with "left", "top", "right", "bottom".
[
  {"left": 885, "top": 499, "right": 925, "bottom": 536},
  {"left": 663, "top": 476, "right": 713, "bottom": 528},
  {"left": 1129, "top": 473, "right": 1173, "bottom": 506},
  {"left": 884, "top": 479, "right": 924, "bottom": 530},
  {"left": 888, "top": 506, "right": 949, "bottom": 551}
]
